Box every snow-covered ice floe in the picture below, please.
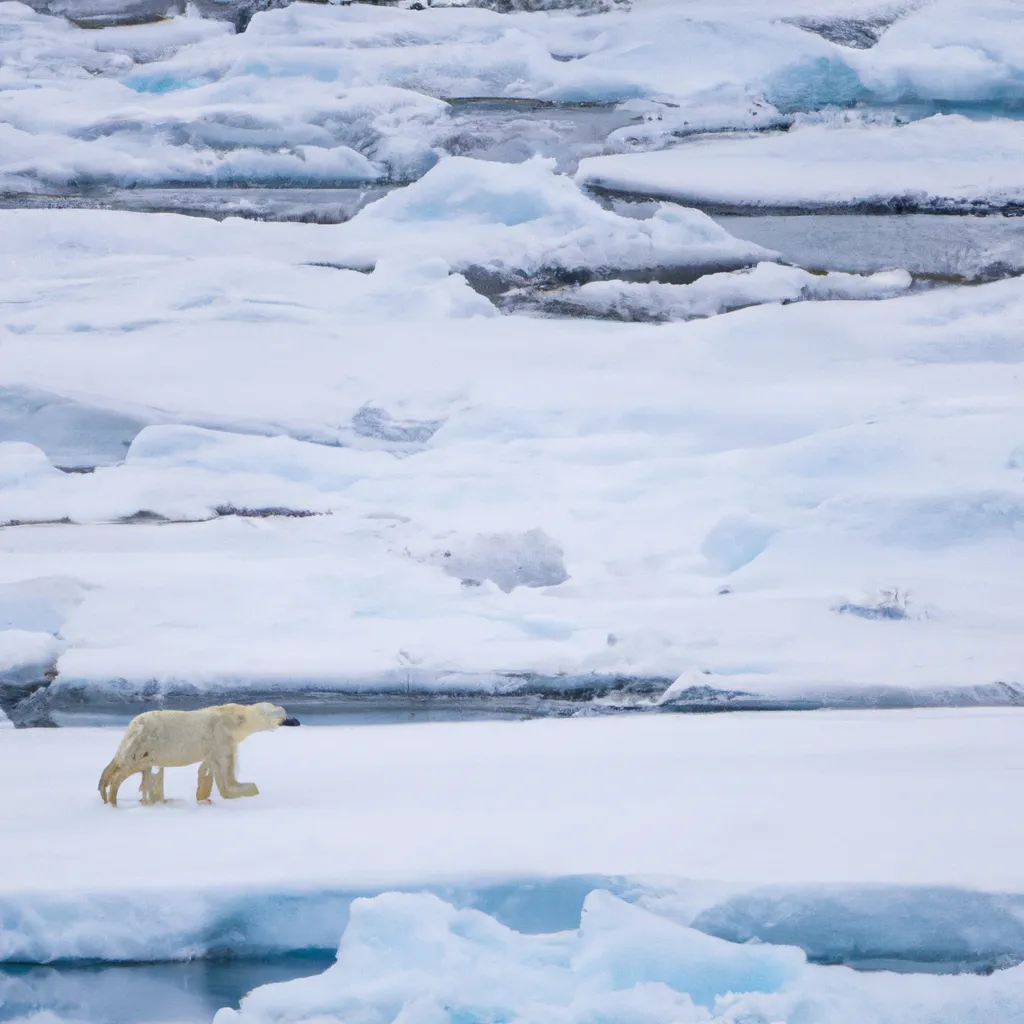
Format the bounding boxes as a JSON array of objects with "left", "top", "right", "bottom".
[
  {"left": 545, "top": 263, "right": 912, "bottom": 321},
  {"left": 578, "top": 114, "right": 1024, "bottom": 213},
  {"left": 5, "top": 713, "right": 1024, "bottom": 1022},
  {"left": 3, "top": 713, "right": 1024, "bottom": 959},
  {"left": 0, "top": 197, "right": 1023, "bottom": 708}
]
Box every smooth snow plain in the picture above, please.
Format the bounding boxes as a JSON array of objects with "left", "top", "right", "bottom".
[{"left": 3, "top": 711, "right": 1024, "bottom": 1023}]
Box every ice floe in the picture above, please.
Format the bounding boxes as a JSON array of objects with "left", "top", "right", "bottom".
[
  {"left": 3, "top": 712, "right": 1024, "bottom": 953},
  {"left": 546, "top": 263, "right": 912, "bottom": 321},
  {"left": 578, "top": 114, "right": 1024, "bottom": 212}
]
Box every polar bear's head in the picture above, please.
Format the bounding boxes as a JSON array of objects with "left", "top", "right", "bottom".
[{"left": 251, "top": 702, "right": 293, "bottom": 731}]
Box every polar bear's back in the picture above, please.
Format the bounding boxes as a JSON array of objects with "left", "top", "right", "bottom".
[{"left": 118, "top": 707, "right": 220, "bottom": 768}]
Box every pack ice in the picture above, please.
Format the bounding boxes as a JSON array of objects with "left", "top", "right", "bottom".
[
  {"left": 1, "top": 180, "right": 1023, "bottom": 707},
  {"left": 4, "top": 0, "right": 1024, "bottom": 190}
]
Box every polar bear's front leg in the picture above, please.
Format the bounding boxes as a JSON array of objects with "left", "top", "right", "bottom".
[{"left": 212, "top": 747, "right": 259, "bottom": 799}]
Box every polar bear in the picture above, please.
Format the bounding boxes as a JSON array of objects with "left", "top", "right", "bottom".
[{"left": 98, "top": 702, "right": 300, "bottom": 807}]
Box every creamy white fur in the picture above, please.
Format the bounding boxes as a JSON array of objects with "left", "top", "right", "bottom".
[{"left": 98, "top": 702, "right": 288, "bottom": 806}]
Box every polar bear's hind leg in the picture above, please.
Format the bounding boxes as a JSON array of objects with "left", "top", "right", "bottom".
[
  {"left": 196, "top": 760, "right": 214, "bottom": 803},
  {"left": 211, "top": 747, "right": 258, "bottom": 799}
]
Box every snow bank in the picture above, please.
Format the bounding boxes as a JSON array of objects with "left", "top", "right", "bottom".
[
  {"left": 578, "top": 115, "right": 1024, "bottom": 212},
  {"left": 215, "top": 890, "right": 1024, "bottom": 1024},
  {"left": 555, "top": 263, "right": 912, "bottom": 321}
]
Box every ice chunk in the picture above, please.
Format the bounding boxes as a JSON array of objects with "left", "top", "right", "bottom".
[
  {"left": 578, "top": 115, "right": 1024, "bottom": 213},
  {"left": 427, "top": 528, "right": 569, "bottom": 592},
  {"left": 0, "top": 442, "right": 63, "bottom": 492},
  {"left": 215, "top": 890, "right": 802, "bottom": 1024},
  {"left": 607, "top": 93, "right": 792, "bottom": 154},
  {"left": 331, "top": 156, "right": 771, "bottom": 283},
  {"left": 552, "top": 264, "right": 912, "bottom": 321},
  {"left": 217, "top": 889, "right": 1024, "bottom": 1024},
  {"left": 851, "top": 0, "right": 1024, "bottom": 109},
  {"left": 0, "top": 629, "right": 61, "bottom": 688}
]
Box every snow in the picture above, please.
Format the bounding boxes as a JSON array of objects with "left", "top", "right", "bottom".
[
  {"left": 214, "top": 889, "right": 1024, "bottom": 1024},
  {"left": 2, "top": 711, "right": 1024, "bottom": 960},
  {"left": 577, "top": 114, "right": 1024, "bottom": 213}
]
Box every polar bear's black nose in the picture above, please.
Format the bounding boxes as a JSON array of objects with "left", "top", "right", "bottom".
[{"left": 281, "top": 716, "right": 301, "bottom": 726}]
